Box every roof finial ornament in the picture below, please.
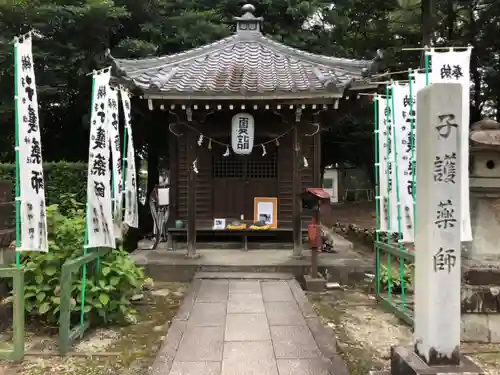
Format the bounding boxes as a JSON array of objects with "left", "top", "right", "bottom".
[
  {"left": 242, "top": 3, "right": 255, "bottom": 15},
  {"left": 234, "top": 2, "right": 263, "bottom": 33}
]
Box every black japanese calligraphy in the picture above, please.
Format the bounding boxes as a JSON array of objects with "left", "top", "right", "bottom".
[
  {"left": 94, "top": 181, "right": 105, "bottom": 198},
  {"left": 435, "top": 199, "right": 457, "bottom": 229},
  {"left": 433, "top": 247, "right": 457, "bottom": 273},
  {"left": 236, "top": 117, "right": 250, "bottom": 150},
  {"left": 21, "top": 55, "right": 32, "bottom": 72},
  {"left": 97, "top": 85, "right": 107, "bottom": 100},
  {"left": 23, "top": 105, "right": 38, "bottom": 133},
  {"left": 92, "top": 207, "right": 101, "bottom": 234},
  {"left": 95, "top": 102, "right": 106, "bottom": 124},
  {"left": 30, "top": 138, "right": 41, "bottom": 164},
  {"left": 440, "top": 64, "right": 463, "bottom": 80},
  {"left": 30, "top": 170, "right": 44, "bottom": 194},
  {"left": 433, "top": 153, "right": 457, "bottom": 183},
  {"left": 92, "top": 126, "right": 106, "bottom": 149},
  {"left": 91, "top": 154, "right": 107, "bottom": 176},
  {"left": 435, "top": 114, "right": 458, "bottom": 139},
  {"left": 21, "top": 75, "right": 34, "bottom": 101}
]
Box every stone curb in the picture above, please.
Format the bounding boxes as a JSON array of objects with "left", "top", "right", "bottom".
[
  {"left": 149, "top": 279, "right": 202, "bottom": 375},
  {"left": 287, "top": 279, "right": 350, "bottom": 375}
]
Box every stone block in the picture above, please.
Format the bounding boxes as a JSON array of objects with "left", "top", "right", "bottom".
[
  {"left": 304, "top": 275, "right": 326, "bottom": 292},
  {"left": 224, "top": 313, "right": 270, "bottom": 341},
  {"left": 461, "top": 313, "right": 490, "bottom": 342},
  {"left": 389, "top": 345, "right": 484, "bottom": 375},
  {"left": 265, "top": 301, "right": 305, "bottom": 326},
  {"left": 270, "top": 325, "right": 321, "bottom": 359},
  {"left": 488, "top": 313, "right": 500, "bottom": 342}
]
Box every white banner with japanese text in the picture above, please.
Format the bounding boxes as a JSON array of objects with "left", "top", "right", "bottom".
[
  {"left": 429, "top": 48, "right": 472, "bottom": 241},
  {"left": 120, "top": 88, "right": 139, "bottom": 228},
  {"left": 86, "top": 70, "right": 115, "bottom": 248},
  {"left": 15, "top": 34, "right": 48, "bottom": 251},
  {"left": 107, "top": 87, "right": 122, "bottom": 239},
  {"left": 392, "top": 78, "right": 426, "bottom": 242},
  {"left": 377, "top": 96, "right": 388, "bottom": 232},
  {"left": 380, "top": 95, "right": 399, "bottom": 233}
]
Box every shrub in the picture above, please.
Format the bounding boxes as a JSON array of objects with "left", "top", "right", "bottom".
[
  {"left": 13, "top": 195, "right": 146, "bottom": 325},
  {"left": 0, "top": 162, "right": 88, "bottom": 213}
]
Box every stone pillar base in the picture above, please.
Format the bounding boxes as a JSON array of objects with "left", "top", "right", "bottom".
[{"left": 369, "top": 346, "right": 484, "bottom": 375}]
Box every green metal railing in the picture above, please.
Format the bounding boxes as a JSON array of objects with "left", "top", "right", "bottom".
[
  {"left": 373, "top": 56, "right": 430, "bottom": 326},
  {"left": 58, "top": 247, "right": 110, "bottom": 356},
  {"left": 0, "top": 267, "right": 25, "bottom": 360}
]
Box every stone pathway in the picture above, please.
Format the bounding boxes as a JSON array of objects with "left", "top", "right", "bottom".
[{"left": 151, "top": 273, "right": 348, "bottom": 375}]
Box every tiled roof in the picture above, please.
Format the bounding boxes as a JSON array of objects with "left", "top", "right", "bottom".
[{"left": 110, "top": 5, "right": 376, "bottom": 99}]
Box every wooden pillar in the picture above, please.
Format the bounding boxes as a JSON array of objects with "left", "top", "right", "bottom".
[
  {"left": 313, "top": 126, "right": 321, "bottom": 187},
  {"left": 292, "top": 127, "right": 303, "bottom": 257},
  {"left": 186, "top": 135, "right": 197, "bottom": 258}
]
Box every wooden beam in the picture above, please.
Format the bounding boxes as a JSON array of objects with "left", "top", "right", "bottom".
[
  {"left": 186, "top": 132, "right": 197, "bottom": 258},
  {"left": 313, "top": 127, "right": 321, "bottom": 187},
  {"left": 292, "top": 127, "right": 302, "bottom": 257}
]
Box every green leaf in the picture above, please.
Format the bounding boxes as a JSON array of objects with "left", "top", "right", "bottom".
[
  {"left": 109, "top": 276, "right": 120, "bottom": 286},
  {"left": 38, "top": 302, "right": 51, "bottom": 315},
  {"left": 45, "top": 265, "right": 57, "bottom": 276},
  {"left": 99, "top": 293, "right": 110, "bottom": 305},
  {"left": 84, "top": 305, "right": 92, "bottom": 313},
  {"left": 35, "top": 273, "right": 43, "bottom": 284},
  {"left": 36, "top": 292, "right": 46, "bottom": 302},
  {"left": 102, "top": 267, "right": 111, "bottom": 276}
]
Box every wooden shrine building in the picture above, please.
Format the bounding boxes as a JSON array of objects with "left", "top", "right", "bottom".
[{"left": 110, "top": 4, "right": 380, "bottom": 255}]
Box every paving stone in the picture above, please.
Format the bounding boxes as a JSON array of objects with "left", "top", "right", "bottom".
[
  {"left": 188, "top": 302, "right": 227, "bottom": 327},
  {"left": 229, "top": 280, "right": 263, "bottom": 294},
  {"left": 176, "top": 326, "right": 224, "bottom": 361},
  {"left": 221, "top": 341, "right": 278, "bottom": 375},
  {"left": 265, "top": 302, "right": 306, "bottom": 326},
  {"left": 262, "top": 281, "right": 295, "bottom": 302},
  {"left": 169, "top": 361, "right": 222, "bottom": 375},
  {"left": 196, "top": 281, "right": 229, "bottom": 302},
  {"left": 225, "top": 313, "right": 271, "bottom": 341},
  {"left": 276, "top": 359, "right": 331, "bottom": 375},
  {"left": 271, "top": 325, "right": 321, "bottom": 359},
  {"left": 227, "top": 293, "right": 265, "bottom": 313}
]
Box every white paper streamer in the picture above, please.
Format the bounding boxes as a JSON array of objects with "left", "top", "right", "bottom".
[{"left": 15, "top": 34, "right": 48, "bottom": 251}]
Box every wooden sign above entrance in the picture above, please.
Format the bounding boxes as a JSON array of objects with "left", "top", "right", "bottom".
[{"left": 231, "top": 113, "right": 255, "bottom": 155}]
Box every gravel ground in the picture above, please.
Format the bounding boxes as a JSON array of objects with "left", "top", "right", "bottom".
[
  {"left": 0, "top": 282, "right": 187, "bottom": 375},
  {"left": 309, "top": 287, "right": 500, "bottom": 375}
]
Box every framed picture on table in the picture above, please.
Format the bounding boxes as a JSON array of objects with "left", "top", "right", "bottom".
[{"left": 253, "top": 197, "right": 278, "bottom": 228}]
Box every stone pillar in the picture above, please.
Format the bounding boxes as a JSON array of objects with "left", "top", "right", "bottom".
[
  {"left": 372, "top": 83, "right": 484, "bottom": 375},
  {"left": 413, "top": 82, "right": 462, "bottom": 365}
]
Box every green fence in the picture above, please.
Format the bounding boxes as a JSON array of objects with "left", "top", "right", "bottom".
[
  {"left": 373, "top": 82, "right": 417, "bottom": 326},
  {"left": 0, "top": 267, "right": 25, "bottom": 361},
  {"left": 59, "top": 247, "right": 110, "bottom": 356}
]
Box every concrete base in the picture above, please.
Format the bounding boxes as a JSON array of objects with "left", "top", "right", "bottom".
[
  {"left": 131, "top": 248, "right": 373, "bottom": 284},
  {"left": 369, "top": 346, "right": 485, "bottom": 375},
  {"left": 304, "top": 275, "right": 326, "bottom": 292}
]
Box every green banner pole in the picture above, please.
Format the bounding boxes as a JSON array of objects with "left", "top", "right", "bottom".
[
  {"left": 408, "top": 69, "right": 416, "bottom": 237},
  {"left": 80, "top": 76, "right": 97, "bottom": 327},
  {"left": 13, "top": 39, "right": 21, "bottom": 268},
  {"left": 384, "top": 85, "right": 392, "bottom": 301},
  {"left": 121, "top": 92, "right": 128, "bottom": 229},
  {"left": 373, "top": 95, "right": 381, "bottom": 297},
  {"left": 391, "top": 84, "right": 406, "bottom": 312}
]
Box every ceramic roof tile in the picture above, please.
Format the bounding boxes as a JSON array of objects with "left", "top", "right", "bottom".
[{"left": 111, "top": 5, "right": 375, "bottom": 99}]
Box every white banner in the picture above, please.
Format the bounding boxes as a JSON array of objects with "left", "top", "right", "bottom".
[
  {"left": 120, "top": 88, "right": 139, "bottom": 228},
  {"left": 377, "top": 96, "right": 388, "bottom": 232},
  {"left": 392, "top": 78, "right": 426, "bottom": 242},
  {"left": 380, "top": 95, "right": 399, "bottom": 233},
  {"left": 15, "top": 34, "right": 48, "bottom": 252},
  {"left": 429, "top": 48, "right": 472, "bottom": 241},
  {"left": 86, "top": 70, "right": 115, "bottom": 248},
  {"left": 107, "top": 87, "right": 122, "bottom": 239}
]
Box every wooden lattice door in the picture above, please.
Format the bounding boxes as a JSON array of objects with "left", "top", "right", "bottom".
[{"left": 212, "top": 146, "right": 278, "bottom": 220}]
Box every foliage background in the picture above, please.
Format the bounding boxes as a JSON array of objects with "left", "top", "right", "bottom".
[
  {"left": 1, "top": 0, "right": 499, "bottom": 237},
  {"left": 0, "top": 162, "right": 87, "bottom": 210}
]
